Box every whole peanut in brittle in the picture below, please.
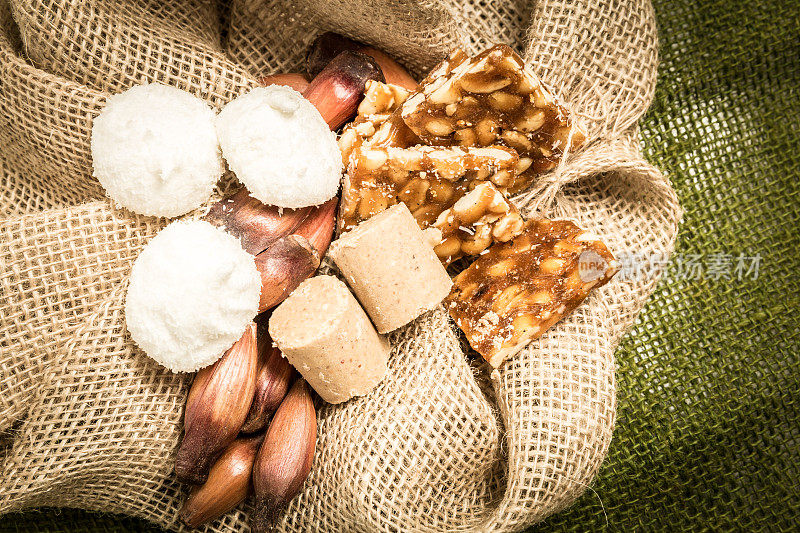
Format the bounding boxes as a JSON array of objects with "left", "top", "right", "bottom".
[
  {"left": 401, "top": 44, "right": 585, "bottom": 194},
  {"left": 338, "top": 108, "right": 419, "bottom": 168},
  {"left": 446, "top": 218, "right": 618, "bottom": 367},
  {"left": 432, "top": 181, "right": 524, "bottom": 265},
  {"left": 363, "top": 111, "right": 420, "bottom": 150},
  {"left": 338, "top": 144, "right": 518, "bottom": 233},
  {"left": 357, "top": 80, "right": 411, "bottom": 117},
  {"left": 418, "top": 48, "right": 469, "bottom": 86},
  {"left": 338, "top": 80, "right": 414, "bottom": 164}
]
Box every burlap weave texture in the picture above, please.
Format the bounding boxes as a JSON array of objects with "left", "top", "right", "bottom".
[{"left": 0, "top": 0, "right": 680, "bottom": 531}]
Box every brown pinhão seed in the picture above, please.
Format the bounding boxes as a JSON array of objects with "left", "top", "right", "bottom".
[
  {"left": 292, "top": 196, "right": 338, "bottom": 257},
  {"left": 251, "top": 379, "right": 317, "bottom": 533},
  {"left": 204, "top": 188, "right": 312, "bottom": 256},
  {"left": 258, "top": 72, "right": 310, "bottom": 93},
  {"left": 255, "top": 235, "right": 320, "bottom": 313},
  {"left": 240, "top": 324, "right": 295, "bottom": 434},
  {"left": 303, "top": 50, "right": 385, "bottom": 130},
  {"left": 175, "top": 324, "right": 258, "bottom": 485},
  {"left": 179, "top": 433, "right": 264, "bottom": 528},
  {"left": 306, "top": 32, "right": 417, "bottom": 90}
]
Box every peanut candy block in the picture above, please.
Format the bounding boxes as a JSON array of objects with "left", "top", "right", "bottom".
[
  {"left": 432, "top": 181, "right": 524, "bottom": 265},
  {"left": 339, "top": 80, "right": 415, "bottom": 164},
  {"left": 446, "top": 218, "right": 618, "bottom": 367},
  {"left": 402, "top": 44, "right": 585, "bottom": 193},
  {"left": 339, "top": 144, "right": 518, "bottom": 233}
]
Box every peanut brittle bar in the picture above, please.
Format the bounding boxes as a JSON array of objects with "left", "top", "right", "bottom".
[
  {"left": 402, "top": 44, "right": 585, "bottom": 194},
  {"left": 339, "top": 144, "right": 518, "bottom": 233},
  {"left": 432, "top": 181, "right": 524, "bottom": 265},
  {"left": 446, "top": 218, "right": 618, "bottom": 367}
]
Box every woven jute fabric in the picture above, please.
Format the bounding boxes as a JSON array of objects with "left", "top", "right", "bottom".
[{"left": 0, "top": 0, "right": 680, "bottom": 531}]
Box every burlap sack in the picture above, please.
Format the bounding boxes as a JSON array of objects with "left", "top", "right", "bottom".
[{"left": 0, "top": 0, "right": 681, "bottom": 531}]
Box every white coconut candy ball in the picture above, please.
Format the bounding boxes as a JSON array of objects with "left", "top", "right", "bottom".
[
  {"left": 216, "top": 86, "right": 342, "bottom": 209},
  {"left": 125, "top": 220, "right": 261, "bottom": 372},
  {"left": 91, "top": 83, "right": 224, "bottom": 218}
]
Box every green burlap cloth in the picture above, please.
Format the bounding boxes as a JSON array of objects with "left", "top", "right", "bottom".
[{"left": 2, "top": 0, "right": 798, "bottom": 530}]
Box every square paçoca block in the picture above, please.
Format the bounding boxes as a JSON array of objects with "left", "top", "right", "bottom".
[{"left": 330, "top": 203, "right": 452, "bottom": 334}]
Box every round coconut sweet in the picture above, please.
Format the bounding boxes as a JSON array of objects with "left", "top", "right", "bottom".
[
  {"left": 125, "top": 220, "right": 261, "bottom": 372},
  {"left": 216, "top": 86, "right": 342, "bottom": 209},
  {"left": 91, "top": 83, "right": 224, "bottom": 218}
]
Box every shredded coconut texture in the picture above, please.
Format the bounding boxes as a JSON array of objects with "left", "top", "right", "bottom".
[
  {"left": 91, "top": 83, "right": 224, "bottom": 218},
  {"left": 216, "top": 86, "right": 342, "bottom": 208},
  {"left": 125, "top": 220, "right": 261, "bottom": 372}
]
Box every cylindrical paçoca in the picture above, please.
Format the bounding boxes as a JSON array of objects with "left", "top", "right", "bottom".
[
  {"left": 268, "top": 275, "right": 389, "bottom": 404},
  {"left": 329, "top": 203, "right": 452, "bottom": 333}
]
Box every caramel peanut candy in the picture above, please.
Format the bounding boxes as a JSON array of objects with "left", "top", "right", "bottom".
[
  {"left": 339, "top": 81, "right": 412, "bottom": 164},
  {"left": 402, "top": 45, "right": 585, "bottom": 193},
  {"left": 339, "top": 144, "right": 518, "bottom": 233},
  {"left": 446, "top": 218, "right": 618, "bottom": 367},
  {"left": 362, "top": 110, "right": 420, "bottom": 150},
  {"left": 432, "top": 181, "right": 524, "bottom": 265}
]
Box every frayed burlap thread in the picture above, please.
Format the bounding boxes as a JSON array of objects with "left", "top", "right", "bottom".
[{"left": 0, "top": 0, "right": 680, "bottom": 531}]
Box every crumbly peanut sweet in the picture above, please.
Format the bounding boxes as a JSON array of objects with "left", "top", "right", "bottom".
[
  {"left": 269, "top": 275, "right": 389, "bottom": 404},
  {"left": 446, "top": 218, "right": 618, "bottom": 367},
  {"left": 329, "top": 203, "right": 452, "bottom": 334},
  {"left": 339, "top": 144, "right": 518, "bottom": 233},
  {"left": 401, "top": 44, "right": 585, "bottom": 193},
  {"left": 432, "top": 182, "right": 524, "bottom": 265}
]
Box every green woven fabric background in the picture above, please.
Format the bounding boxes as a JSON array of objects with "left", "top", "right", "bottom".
[{"left": 3, "top": 0, "right": 799, "bottom": 530}]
